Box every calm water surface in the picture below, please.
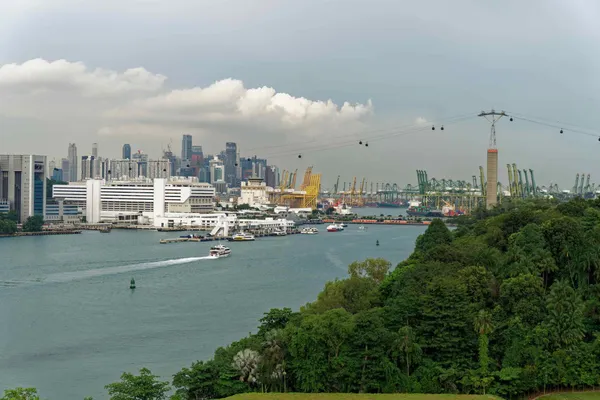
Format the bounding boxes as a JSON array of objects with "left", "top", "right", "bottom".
[{"left": 0, "top": 218, "right": 424, "bottom": 399}]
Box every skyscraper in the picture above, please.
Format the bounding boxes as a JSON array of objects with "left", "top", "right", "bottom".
[
  {"left": 132, "top": 151, "right": 149, "bottom": 177},
  {"left": 92, "top": 143, "right": 98, "bottom": 158},
  {"left": 0, "top": 155, "right": 47, "bottom": 222},
  {"left": 68, "top": 143, "right": 78, "bottom": 182},
  {"left": 224, "top": 142, "right": 238, "bottom": 187},
  {"left": 122, "top": 144, "right": 131, "bottom": 160},
  {"left": 181, "top": 134, "right": 192, "bottom": 161},
  {"left": 61, "top": 158, "right": 70, "bottom": 182}
]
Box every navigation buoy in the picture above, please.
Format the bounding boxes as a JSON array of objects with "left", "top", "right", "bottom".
[
  {"left": 376, "top": 240, "right": 380, "bottom": 246},
  {"left": 130, "top": 277, "right": 136, "bottom": 289}
]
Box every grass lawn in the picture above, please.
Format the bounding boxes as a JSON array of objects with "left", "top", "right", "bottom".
[
  {"left": 225, "top": 394, "right": 500, "bottom": 400},
  {"left": 538, "top": 393, "right": 600, "bottom": 400}
]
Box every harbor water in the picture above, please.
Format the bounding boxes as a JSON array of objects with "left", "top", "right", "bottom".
[{"left": 0, "top": 223, "right": 425, "bottom": 399}]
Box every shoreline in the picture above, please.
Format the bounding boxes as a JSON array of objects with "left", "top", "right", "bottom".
[{"left": 0, "top": 230, "right": 82, "bottom": 238}]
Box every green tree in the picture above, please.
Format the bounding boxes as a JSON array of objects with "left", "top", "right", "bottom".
[
  {"left": 22, "top": 215, "right": 44, "bottom": 232},
  {"left": 0, "top": 388, "right": 40, "bottom": 400},
  {"left": 0, "top": 211, "right": 18, "bottom": 222},
  {"left": 105, "top": 368, "right": 170, "bottom": 400},
  {"left": 393, "top": 325, "right": 422, "bottom": 377},
  {"left": 414, "top": 219, "right": 452, "bottom": 254},
  {"left": 545, "top": 280, "right": 585, "bottom": 350},
  {"left": 0, "top": 220, "right": 17, "bottom": 234},
  {"left": 347, "top": 258, "right": 391, "bottom": 284}
]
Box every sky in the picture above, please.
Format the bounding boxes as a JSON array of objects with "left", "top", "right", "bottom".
[{"left": 1, "top": 0, "right": 600, "bottom": 189}]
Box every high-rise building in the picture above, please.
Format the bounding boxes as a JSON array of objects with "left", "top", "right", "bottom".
[
  {"left": 61, "top": 158, "right": 70, "bottom": 182},
  {"left": 148, "top": 160, "right": 171, "bottom": 179},
  {"left": 265, "top": 165, "right": 279, "bottom": 188},
  {"left": 52, "top": 168, "right": 64, "bottom": 182},
  {"left": 92, "top": 143, "right": 98, "bottom": 158},
  {"left": 181, "top": 134, "right": 192, "bottom": 161},
  {"left": 132, "top": 151, "right": 149, "bottom": 177},
  {"left": 122, "top": 144, "right": 132, "bottom": 160},
  {"left": 81, "top": 156, "right": 94, "bottom": 180},
  {"left": 48, "top": 160, "right": 56, "bottom": 178},
  {"left": 0, "top": 155, "right": 47, "bottom": 222},
  {"left": 224, "top": 142, "right": 238, "bottom": 187},
  {"left": 209, "top": 156, "right": 224, "bottom": 184},
  {"left": 68, "top": 143, "right": 78, "bottom": 182},
  {"left": 109, "top": 159, "right": 140, "bottom": 180},
  {"left": 191, "top": 145, "right": 203, "bottom": 177}
]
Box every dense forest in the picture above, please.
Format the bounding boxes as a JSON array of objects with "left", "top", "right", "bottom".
[
  {"left": 167, "top": 198, "right": 600, "bottom": 399},
  {"left": 4, "top": 198, "right": 600, "bottom": 400}
]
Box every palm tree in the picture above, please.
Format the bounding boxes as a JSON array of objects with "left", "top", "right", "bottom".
[
  {"left": 393, "top": 325, "right": 421, "bottom": 377},
  {"left": 232, "top": 349, "right": 261, "bottom": 386}
]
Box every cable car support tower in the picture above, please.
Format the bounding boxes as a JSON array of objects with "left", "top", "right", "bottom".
[{"left": 478, "top": 109, "right": 507, "bottom": 208}]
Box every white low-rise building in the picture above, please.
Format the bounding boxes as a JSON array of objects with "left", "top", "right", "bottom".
[
  {"left": 239, "top": 177, "right": 270, "bottom": 207},
  {"left": 53, "top": 177, "right": 215, "bottom": 223}
]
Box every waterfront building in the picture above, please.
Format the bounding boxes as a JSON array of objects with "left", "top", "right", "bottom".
[
  {"left": 239, "top": 177, "right": 270, "bottom": 207},
  {"left": 0, "top": 199, "right": 9, "bottom": 214},
  {"left": 122, "top": 144, "right": 131, "bottom": 160},
  {"left": 53, "top": 177, "right": 215, "bottom": 224},
  {"left": 68, "top": 143, "right": 78, "bottom": 182},
  {"left": 81, "top": 156, "right": 93, "bottom": 180},
  {"left": 45, "top": 201, "right": 79, "bottom": 223},
  {"left": 181, "top": 134, "right": 192, "bottom": 161},
  {"left": 0, "top": 154, "right": 47, "bottom": 222}
]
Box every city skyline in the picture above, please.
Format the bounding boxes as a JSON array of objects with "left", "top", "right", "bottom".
[{"left": 2, "top": 1, "right": 600, "bottom": 188}]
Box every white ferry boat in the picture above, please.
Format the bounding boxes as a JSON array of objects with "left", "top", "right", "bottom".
[
  {"left": 273, "top": 230, "right": 287, "bottom": 236},
  {"left": 208, "top": 244, "right": 231, "bottom": 259},
  {"left": 326, "top": 224, "right": 344, "bottom": 232},
  {"left": 301, "top": 227, "right": 319, "bottom": 234},
  {"left": 229, "top": 232, "right": 256, "bottom": 242}
]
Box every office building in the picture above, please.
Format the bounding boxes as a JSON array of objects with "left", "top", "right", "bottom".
[
  {"left": 52, "top": 168, "right": 64, "bottom": 182},
  {"left": 209, "top": 157, "right": 224, "bottom": 183},
  {"left": 0, "top": 154, "right": 47, "bottom": 222},
  {"left": 45, "top": 201, "right": 79, "bottom": 222},
  {"left": 68, "top": 143, "right": 78, "bottom": 182},
  {"left": 48, "top": 160, "right": 56, "bottom": 178},
  {"left": 61, "top": 158, "right": 70, "bottom": 182},
  {"left": 239, "top": 177, "right": 270, "bottom": 207},
  {"left": 122, "top": 144, "right": 132, "bottom": 160},
  {"left": 265, "top": 165, "right": 280, "bottom": 188},
  {"left": 92, "top": 143, "right": 98, "bottom": 158},
  {"left": 181, "top": 134, "right": 192, "bottom": 161},
  {"left": 81, "top": 156, "right": 94, "bottom": 180},
  {"left": 53, "top": 177, "right": 215, "bottom": 224},
  {"left": 225, "top": 142, "right": 238, "bottom": 187},
  {"left": 0, "top": 199, "right": 9, "bottom": 214}
]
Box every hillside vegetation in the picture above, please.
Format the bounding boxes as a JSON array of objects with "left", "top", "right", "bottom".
[
  {"left": 170, "top": 197, "right": 600, "bottom": 400},
  {"left": 224, "top": 394, "right": 501, "bottom": 400}
]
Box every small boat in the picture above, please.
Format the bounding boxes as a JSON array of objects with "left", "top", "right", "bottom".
[
  {"left": 229, "top": 232, "right": 256, "bottom": 241},
  {"left": 130, "top": 277, "right": 136, "bottom": 289},
  {"left": 180, "top": 234, "right": 202, "bottom": 239},
  {"left": 327, "top": 224, "right": 344, "bottom": 232},
  {"left": 208, "top": 244, "right": 231, "bottom": 258},
  {"left": 273, "top": 230, "right": 287, "bottom": 236},
  {"left": 358, "top": 225, "right": 366, "bottom": 230},
  {"left": 301, "top": 227, "right": 319, "bottom": 234},
  {"left": 341, "top": 223, "right": 348, "bottom": 228}
]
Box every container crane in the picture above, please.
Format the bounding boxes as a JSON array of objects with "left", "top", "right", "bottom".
[
  {"left": 524, "top": 170, "right": 531, "bottom": 197},
  {"left": 573, "top": 174, "right": 580, "bottom": 194},
  {"left": 517, "top": 169, "right": 524, "bottom": 199},
  {"left": 479, "top": 166, "right": 486, "bottom": 196},
  {"left": 512, "top": 163, "right": 520, "bottom": 198},
  {"left": 529, "top": 169, "right": 537, "bottom": 196},
  {"left": 507, "top": 164, "right": 514, "bottom": 197},
  {"left": 333, "top": 175, "right": 340, "bottom": 195},
  {"left": 579, "top": 173, "right": 585, "bottom": 195},
  {"left": 350, "top": 177, "right": 357, "bottom": 205},
  {"left": 290, "top": 169, "right": 298, "bottom": 190}
]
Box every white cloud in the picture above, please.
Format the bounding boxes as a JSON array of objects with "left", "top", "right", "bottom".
[
  {"left": 0, "top": 59, "right": 166, "bottom": 96},
  {"left": 414, "top": 116, "right": 429, "bottom": 126},
  {"left": 105, "top": 78, "right": 373, "bottom": 129}
]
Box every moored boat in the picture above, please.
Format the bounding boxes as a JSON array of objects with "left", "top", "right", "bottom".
[
  {"left": 301, "top": 227, "right": 319, "bottom": 234},
  {"left": 229, "top": 232, "right": 256, "bottom": 241}
]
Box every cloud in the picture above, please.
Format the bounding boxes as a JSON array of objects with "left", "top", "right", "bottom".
[
  {"left": 414, "top": 117, "right": 429, "bottom": 126},
  {"left": 105, "top": 78, "right": 373, "bottom": 129},
  {"left": 0, "top": 58, "right": 166, "bottom": 96},
  {"left": 0, "top": 59, "right": 372, "bottom": 141}
]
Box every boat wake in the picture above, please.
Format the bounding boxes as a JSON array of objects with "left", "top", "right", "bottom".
[{"left": 44, "top": 256, "right": 213, "bottom": 284}]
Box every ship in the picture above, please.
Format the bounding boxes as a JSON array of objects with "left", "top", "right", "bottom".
[
  {"left": 406, "top": 201, "right": 443, "bottom": 217},
  {"left": 376, "top": 201, "right": 408, "bottom": 208}
]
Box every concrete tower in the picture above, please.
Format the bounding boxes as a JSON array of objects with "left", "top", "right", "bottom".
[{"left": 478, "top": 110, "right": 507, "bottom": 209}]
